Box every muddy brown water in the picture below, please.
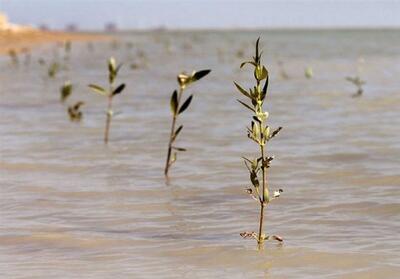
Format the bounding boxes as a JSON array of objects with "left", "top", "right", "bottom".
[{"left": 1, "top": 30, "right": 399, "bottom": 278}]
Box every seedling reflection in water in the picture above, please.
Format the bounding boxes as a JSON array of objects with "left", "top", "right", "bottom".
[
  {"left": 164, "top": 69, "right": 211, "bottom": 177},
  {"left": 88, "top": 57, "right": 126, "bottom": 144},
  {"left": 234, "top": 38, "right": 284, "bottom": 248},
  {"left": 346, "top": 76, "right": 365, "bottom": 98}
]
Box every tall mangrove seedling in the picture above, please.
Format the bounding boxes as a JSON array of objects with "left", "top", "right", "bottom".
[
  {"left": 88, "top": 57, "right": 125, "bottom": 144},
  {"left": 164, "top": 69, "right": 211, "bottom": 177},
  {"left": 235, "top": 38, "right": 283, "bottom": 247}
]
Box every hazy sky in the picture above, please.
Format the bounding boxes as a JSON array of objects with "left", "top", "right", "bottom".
[{"left": 1, "top": 0, "right": 399, "bottom": 30}]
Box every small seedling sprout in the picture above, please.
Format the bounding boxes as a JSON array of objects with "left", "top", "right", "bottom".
[
  {"left": 48, "top": 62, "right": 60, "bottom": 78},
  {"left": 8, "top": 49, "right": 18, "bottom": 66},
  {"left": 164, "top": 69, "right": 211, "bottom": 177},
  {"left": 64, "top": 41, "right": 71, "bottom": 61},
  {"left": 234, "top": 38, "right": 284, "bottom": 248},
  {"left": 88, "top": 57, "right": 126, "bottom": 144},
  {"left": 68, "top": 101, "right": 84, "bottom": 122},
  {"left": 345, "top": 76, "right": 365, "bottom": 98},
  {"left": 60, "top": 81, "right": 73, "bottom": 103}
]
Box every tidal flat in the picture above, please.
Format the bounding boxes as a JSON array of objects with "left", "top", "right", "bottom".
[{"left": 0, "top": 29, "right": 399, "bottom": 278}]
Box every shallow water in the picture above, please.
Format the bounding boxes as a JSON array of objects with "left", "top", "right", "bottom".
[{"left": 1, "top": 30, "right": 400, "bottom": 278}]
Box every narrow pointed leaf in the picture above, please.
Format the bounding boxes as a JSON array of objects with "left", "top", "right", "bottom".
[
  {"left": 192, "top": 69, "right": 211, "bottom": 82},
  {"left": 172, "top": 146, "right": 186, "bottom": 152},
  {"left": 240, "top": 61, "right": 257, "bottom": 68},
  {"left": 73, "top": 101, "right": 84, "bottom": 110},
  {"left": 237, "top": 99, "right": 255, "bottom": 112},
  {"left": 112, "top": 83, "right": 125, "bottom": 96},
  {"left": 261, "top": 74, "right": 269, "bottom": 100},
  {"left": 234, "top": 82, "right": 252, "bottom": 99},
  {"left": 108, "top": 57, "right": 116, "bottom": 73},
  {"left": 88, "top": 84, "right": 107, "bottom": 96},
  {"left": 115, "top": 63, "right": 123, "bottom": 74},
  {"left": 172, "top": 125, "right": 183, "bottom": 142},
  {"left": 178, "top": 95, "right": 193, "bottom": 114},
  {"left": 270, "top": 127, "right": 282, "bottom": 139},
  {"left": 170, "top": 90, "right": 178, "bottom": 115}
]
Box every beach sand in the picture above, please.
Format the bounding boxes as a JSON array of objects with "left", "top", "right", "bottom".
[{"left": 0, "top": 29, "right": 110, "bottom": 55}]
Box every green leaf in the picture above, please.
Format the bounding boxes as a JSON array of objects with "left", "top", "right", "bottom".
[
  {"left": 250, "top": 171, "right": 259, "bottom": 188},
  {"left": 172, "top": 146, "right": 186, "bottom": 152},
  {"left": 237, "top": 99, "right": 255, "bottom": 112},
  {"left": 108, "top": 57, "right": 116, "bottom": 74},
  {"left": 270, "top": 127, "right": 282, "bottom": 139},
  {"left": 240, "top": 61, "right": 257, "bottom": 69},
  {"left": 255, "top": 65, "right": 268, "bottom": 81},
  {"left": 88, "top": 84, "right": 107, "bottom": 96},
  {"left": 172, "top": 125, "right": 183, "bottom": 142},
  {"left": 112, "top": 83, "right": 125, "bottom": 96},
  {"left": 234, "top": 82, "right": 252, "bottom": 100},
  {"left": 261, "top": 74, "right": 269, "bottom": 100},
  {"left": 73, "top": 101, "right": 84, "bottom": 110},
  {"left": 170, "top": 152, "right": 177, "bottom": 165},
  {"left": 263, "top": 187, "right": 270, "bottom": 203},
  {"left": 192, "top": 69, "right": 211, "bottom": 82},
  {"left": 115, "top": 63, "right": 123, "bottom": 74},
  {"left": 178, "top": 95, "right": 193, "bottom": 114},
  {"left": 252, "top": 116, "right": 261, "bottom": 123},
  {"left": 170, "top": 90, "right": 178, "bottom": 115},
  {"left": 60, "top": 81, "right": 72, "bottom": 102}
]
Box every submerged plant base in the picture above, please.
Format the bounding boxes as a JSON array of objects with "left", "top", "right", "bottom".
[
  {"left": 240, "top": 231, "right": 283, "bottom": 244},
  {"left": 346, "top": 76, "right": 365, "bottom": 98}
]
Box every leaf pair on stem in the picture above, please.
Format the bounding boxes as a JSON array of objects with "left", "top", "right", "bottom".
[{"left": 88, "top": 57, "right": 126, "bottom": 144}]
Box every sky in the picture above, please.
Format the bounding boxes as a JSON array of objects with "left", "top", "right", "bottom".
[{"left": 1, "top": 0, "right": 400, "bottom": 30}]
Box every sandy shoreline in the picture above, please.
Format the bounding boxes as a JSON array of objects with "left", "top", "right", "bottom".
[{"left": 0, "top": 29, "right": 111, "bottom": 55}]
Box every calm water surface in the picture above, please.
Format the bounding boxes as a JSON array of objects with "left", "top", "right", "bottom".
[{"left": 1, "top": 30, "right": 400, "bottom": 278}]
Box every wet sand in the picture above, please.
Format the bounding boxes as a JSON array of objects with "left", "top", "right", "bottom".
[{"left": 0, "top": 29, "right": 110, "bottom": 55}]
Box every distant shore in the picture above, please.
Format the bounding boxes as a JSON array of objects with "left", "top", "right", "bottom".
[{"left": 0, "top": 29, "right": 111, "bottom": 55}]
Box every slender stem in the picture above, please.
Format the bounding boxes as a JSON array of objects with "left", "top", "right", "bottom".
[
  {"left": 104, "top": 96, "right": 112, "bottom": 144},
  {"left": 104, "top": 81, "right": 114, "bottom": 144},
  {"left": 164, "top": 87, "right": 184, "bottom": 177},
  {"left": 258, "top": 143, "right": 266, "bottom": 244},
  {"left": 164, "top": 113, "right": 177, "bottom": 176},
  {"left": 258, "top": 202, "right": 264, "bottom": 245}
]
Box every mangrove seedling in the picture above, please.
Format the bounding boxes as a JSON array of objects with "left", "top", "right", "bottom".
[
  {"left": 234, "top": 38, "right": 284, "bottom": 247},
  {"left": 48, "top": 62, "right": 60, "bottom": 78},
  {"left": 8, "top": 49, "right": 19, "bottom": 66},
  {"left": 60, "top": 81, "right": 73, "bottom": 103},
  {"left": 346, "top": 76, "right": 365, "bottom": 98},
  {"left": 88, "top": 57, "right": 125, "bottom": 144},
  {"left": 68, "top": 101, "right": 84, "bottom": 122},
  {"left": 64, "top": 41, "right": 71, "bottom": 61},
  {"left": 164, "top": 69, "right": 211, "bottom": 177}
]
